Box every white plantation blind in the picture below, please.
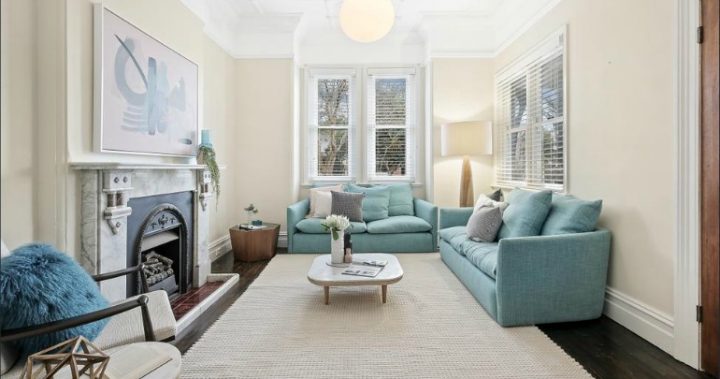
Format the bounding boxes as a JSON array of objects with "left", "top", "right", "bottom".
[
  {"left": 307, "top": 70, "right": 356, "bottom": 179},
  {"left": 495, "top": 28, "right": 566, "bottom": 191},
  {"left": 366, "top": 70, "right": 417, "bottom": 181}
]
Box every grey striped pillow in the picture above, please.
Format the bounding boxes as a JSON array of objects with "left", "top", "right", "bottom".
[{"left": 331, "top": 191, "right": 364, "bottom": 222}]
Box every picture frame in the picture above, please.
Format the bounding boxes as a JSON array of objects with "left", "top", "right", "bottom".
[{"left": 94, "top": 5, "right": 199, "bottom": 157}]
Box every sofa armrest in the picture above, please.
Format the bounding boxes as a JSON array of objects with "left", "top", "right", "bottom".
[
  {"left": 494, "top": 230, "right": 612, "bottom": 326},
  {"left": 287, "top": 199, "right": 310, "bottom": 252},
  {"left": 414, "top": 199, "right": 438, "bottom": 250},
  {"left": 439, "top": 207, "right": 474, "bottom": 229}
]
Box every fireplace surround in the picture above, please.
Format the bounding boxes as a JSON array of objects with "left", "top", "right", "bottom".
[{"left": 72, "top": 163, "right": 213, "bottom": 303}]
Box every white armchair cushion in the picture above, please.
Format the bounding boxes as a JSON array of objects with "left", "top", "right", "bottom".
[
  {"left": 3, "top": 290, "right": 176, "bottom": 379},
  {"left": 94, "top": 290, "right": 176, "bottom": 349}
]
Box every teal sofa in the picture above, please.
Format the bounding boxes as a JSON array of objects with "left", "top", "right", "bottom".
[
  {"left": 287, "top": 198, "right": 438, "bottom": 253},
  {"left": 439, "top": 193, "right": 611, "bottom": 326}
]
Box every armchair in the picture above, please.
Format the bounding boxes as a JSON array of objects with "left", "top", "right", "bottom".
[{"left": 1, "top": 264, "right": 177, "bottom": 378}]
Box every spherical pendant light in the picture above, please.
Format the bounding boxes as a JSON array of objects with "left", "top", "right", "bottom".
[{"left": 339, "top": 0, "right": 395, "bottom": 43}]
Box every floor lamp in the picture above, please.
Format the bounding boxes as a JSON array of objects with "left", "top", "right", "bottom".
[{"left": 441, "top": 121, "right": 493, "bottom": 207}]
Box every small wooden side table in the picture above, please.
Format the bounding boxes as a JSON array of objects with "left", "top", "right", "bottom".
[{"left": 229, "top": 223, "right": 280, "bottom": 262}]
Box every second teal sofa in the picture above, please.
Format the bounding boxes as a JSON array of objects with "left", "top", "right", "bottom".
[
  {"left": 439, "top": 190, "right": 611, "bottom": 326},
  {"left": 287, "top": 197, "right": 438, "bottom": 254}
]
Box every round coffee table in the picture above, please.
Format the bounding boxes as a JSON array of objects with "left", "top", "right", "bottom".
[{"left": 307, "top": 253, "right": 403, "bottom": 305}]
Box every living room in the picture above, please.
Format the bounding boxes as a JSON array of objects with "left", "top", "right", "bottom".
[{"left": 0, "top": 0, "right": 718, "bottom": 378}]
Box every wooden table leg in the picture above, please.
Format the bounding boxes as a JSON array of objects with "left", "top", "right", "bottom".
[
  {"left": 381, "top": 285, "right": 387, "bottom": 304},
  {"left": 324, "top": 286, "right": 330, "bottom": 305}
]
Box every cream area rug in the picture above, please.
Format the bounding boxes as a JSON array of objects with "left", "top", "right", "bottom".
[{"left": 182, "top": 254, "right": 591, "bottom": 378}]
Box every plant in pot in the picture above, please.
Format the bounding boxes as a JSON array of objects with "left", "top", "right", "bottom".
[
  {"left": 321, "top": 214, "right": 350, "bottom": 264},
  {"left": 243, "top": 204, "right": 259, "bottom": 226},
  {"left": 197, "top": 144, "right": 220, "bottom": 206}
]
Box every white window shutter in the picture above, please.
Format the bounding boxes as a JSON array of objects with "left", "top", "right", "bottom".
[
  {"left": 306, "top": 71, "right": 355, "bottom": 180},
  {"left": 495, "top": 29, "right": 566, "bottom": 191},
  {"left": 366, "top": 71, "right": 417, "bottom": 182}
]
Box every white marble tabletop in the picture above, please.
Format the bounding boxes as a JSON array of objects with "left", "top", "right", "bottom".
[{"left": 307, "top": 253, "right": 403, "bottom": 286}]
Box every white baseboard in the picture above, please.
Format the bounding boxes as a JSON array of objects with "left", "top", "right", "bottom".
[
  {"left": 278, "top": 232, "right": 288, "bottom": 249},
  {"left": 603, "top": 287, "right": 674, "bottom": 353},
  {"left": 208, "top": 235, "right": 232, "bottom": 262}
]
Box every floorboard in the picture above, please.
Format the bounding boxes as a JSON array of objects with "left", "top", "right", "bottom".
[{"left": 174, "top": 251, "right": 711, "bottom": 378}]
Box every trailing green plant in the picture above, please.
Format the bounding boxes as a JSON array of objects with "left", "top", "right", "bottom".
[{"left": 198, "top": 145, "right": 220, "bottom": 206}]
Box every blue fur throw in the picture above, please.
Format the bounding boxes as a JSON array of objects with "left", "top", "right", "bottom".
[{"left": 0, "top": 244, "right": 109, "bottom": 357}]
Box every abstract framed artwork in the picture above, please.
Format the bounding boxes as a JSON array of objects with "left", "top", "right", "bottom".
[{"left": 94, "top": 6, "right": 198, "bottom": 157}]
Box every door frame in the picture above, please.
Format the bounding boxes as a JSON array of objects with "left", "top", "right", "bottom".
[
  {"left": 674, "top": 0, "right": 702, "bottom": 369},
  {"left": 699, "top": 0, "right": 720, "bottom": 374}
]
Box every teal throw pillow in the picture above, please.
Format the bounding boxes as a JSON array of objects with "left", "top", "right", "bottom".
[
  {"left": 347, "top": 184, "right": 391, "bottom": 222},
  {"left": 497, "top": 189, "right": 553, "bottom": 239},
  {"left": 0, "top": 244, "right": 109, "bottom": 358},
  {"left": 541, "top": 194, "right": 602, "bottom": 235},
  {"left": 387, "top": 183, "right": 414, "bottom": 216}
]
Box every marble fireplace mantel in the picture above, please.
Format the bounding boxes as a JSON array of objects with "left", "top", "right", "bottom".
[
  {"left": 70, "top": 162, "right": 209, "bottom": 171},
  {"left": 73, "top": 161, "right": 213, "bottom": 302}
]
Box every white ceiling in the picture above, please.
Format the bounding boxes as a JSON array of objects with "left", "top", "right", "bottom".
[{"left": 180, "top": 0, "right": 561, "bottom": 62}]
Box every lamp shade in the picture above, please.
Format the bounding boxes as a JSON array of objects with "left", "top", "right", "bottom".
[
  {"left": 339, "top": 0, "right": 395, "bottom": 43},
  {"left": 441, "top": 121, "right": 492, "bottom": 157}
]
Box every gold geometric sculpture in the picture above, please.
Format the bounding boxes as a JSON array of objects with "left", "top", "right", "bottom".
[{"left": 23, "top": 336, "right": 109, "bottom": 379}]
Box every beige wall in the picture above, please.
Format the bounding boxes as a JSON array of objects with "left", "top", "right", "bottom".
[
  {"left": 0, "top": 0, "right": 240, "bottom": 255},
  {"left": 0, "top": 0, "right": 36, "bottom": 248},
  {"left": 432, "top": 58, "right": 495, "bottom": 208},
  {"left": 202, "top": 39, "right": 238, "bottom": 242},
  {"left": 494, "top": 0, "right": 675, "bottom": 314},
  {"left": 234, "top": 59, "right": 295, "bottom": 232}
]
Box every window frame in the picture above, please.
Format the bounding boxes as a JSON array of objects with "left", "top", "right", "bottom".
[
  {"left": 305, "top": 68, "right": 359, "bottom": 183},
  {"left": 302, "top": 66, "right": 421, "bottom": 186},
  {"left": 365, "top": 68, "right": 418, "bottom": 183},
  {"left": 494, "top": 27, "right": 568, "bottom": 192}
]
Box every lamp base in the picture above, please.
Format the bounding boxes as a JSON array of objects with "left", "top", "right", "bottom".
[{"left": 460, "top": 156, "right": 474, "bottom": 207}]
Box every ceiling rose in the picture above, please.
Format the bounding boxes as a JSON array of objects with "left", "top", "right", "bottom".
[{"left": 339, "top": 0, "right": 395, "bottom": 43}]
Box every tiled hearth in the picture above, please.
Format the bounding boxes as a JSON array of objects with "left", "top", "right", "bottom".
[{"left": 172, "top": 281, "right": 223, "bottom": 320}]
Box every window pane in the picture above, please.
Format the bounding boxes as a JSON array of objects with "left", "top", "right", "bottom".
[
  {"left": 375, "top": 129, "right": 406, "bottom": 176},
  {"left": 510, "top": 77, "right": 527, "bottom": 128},
  {"left": 318, "top": 79, "right": 349, "bottom": 126},
  {"left": 375, "top": 78, "right": 406, "bottom": 125},
  {"left": 542, "top": 122, "right": 564, "bottom": 184},
  {"left": 541, "top": 54, "right": 563, "bottom": 121},
  {"left": 510, "top": 130, "right": 526, "bottom": 181},
  {"left": 317, "top": 129, "right": 349, "bottom": 176}
]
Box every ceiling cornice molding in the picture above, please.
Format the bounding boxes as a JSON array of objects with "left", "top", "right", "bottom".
[
  {"left": 183, "top": 0, "right": 563, "bottom": 63},
  {"left": 492, "top": 0, "right": 564, "bottom": 54},
  {"left": 428, "top": 50, "right": 495, "bottom": 59}
]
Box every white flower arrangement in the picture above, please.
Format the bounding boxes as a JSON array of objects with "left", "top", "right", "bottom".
[{"left": 321, "top": 214, "right": 351, "bottom": 240}]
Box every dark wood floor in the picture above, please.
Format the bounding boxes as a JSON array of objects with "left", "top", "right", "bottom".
[{"left": 175, "top": 251, "right": 711, "bottom": 379}]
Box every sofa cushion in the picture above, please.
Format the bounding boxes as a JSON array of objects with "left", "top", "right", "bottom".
[
  {"left": 309, "top": 184, "right": 343, "bottom": 217},
  {"left": 439, "top": 226, "right": 467, "bottom": 243},
  {"left": 330, "top": 191, "right": 364, "bottom": 222},
  {"left": 366, "top": 216, "right": 432, "bottom": 234},
  {"left": 0, "top": 244, "right": 109, "bottom": 358},
  {"left": 387, "top": 183, "right": 415, "bottom": 216},
  {"left": 497, "top": 189, "right": 553, "bottom": 239},
  {"left": 296, "top": 218, "right": 367, "bottom": 234},
  {"left": 465, "top": 246, "right": 498, "bottom": 279},
  {"left": 466, "top": 206, "right": 504, "bottom": 242},
  {"left": 347, "top": 184, "right": 391, "bottom": 222},
  {"left": 541, "top": 194, "right": 602, "bottom": 235}
]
